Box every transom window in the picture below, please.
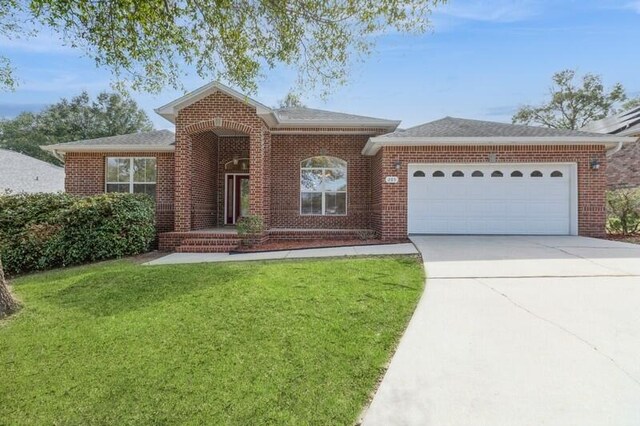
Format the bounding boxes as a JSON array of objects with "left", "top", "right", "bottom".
[
  {"left": 106, "top": 157, "right": 157, "bottom": 198},
  {"left": 300, "top": 156, "right": 347, "bottom": 215}
]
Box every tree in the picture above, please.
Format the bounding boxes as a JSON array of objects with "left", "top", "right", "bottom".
[
  {"left": 512, "top": 69, "right": 638, "bottom": 129},
  {"left": 0, "top": 91, "right": 153, "bottom": 165},
  {"left": 0, "top": 0, "right": 445, "bottom": 93},
  {"left": 278, "top": 92, "right": 305, "bottom": 109},
  {"left": 0, "top": 257, "right": 19, "bottom": 319}
]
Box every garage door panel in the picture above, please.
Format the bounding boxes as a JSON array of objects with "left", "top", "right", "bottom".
[{"left": 408, "top": 164, "right": 574, "bottom": 235}]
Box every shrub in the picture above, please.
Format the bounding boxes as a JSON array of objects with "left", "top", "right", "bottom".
[
  {"left": 236, "top": 214, "right": 264, "bottom": 236},
  {"left": 606, "top": 188, "right": 640, "bottom": 236},
  {"left": 0, "top": 193, "right": 155, "bottom": 276},
  {"left": 236, "top": 215, "right": 265, "bottom": 247}
]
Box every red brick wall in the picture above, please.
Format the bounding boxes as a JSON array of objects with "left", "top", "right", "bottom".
[
  {"left": 191, "top": 132, "right": 218, "bottom": 229},
  {"left": 64, "top": 151, "right": 175, "bottom": 233},
  {"left": 174, "top": 91, "right": 270, "bottom": 231},
  {"left": 270, "top": 134, "right": 372, "bottom": 229},
  {"left": 608, "top": 139, "right": 640, "bottom": 189},
  {"left": 372, "top": 145, "right": 608, "bottom": 240}
]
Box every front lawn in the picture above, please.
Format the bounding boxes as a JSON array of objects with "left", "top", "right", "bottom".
[{"left": 0, "top": 256, "right": 423, "bottom": 425}]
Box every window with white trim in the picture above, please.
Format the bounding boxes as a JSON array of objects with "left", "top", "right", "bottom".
[
  {"left": 106, "top": 157, "right": 157, "bottom": 198},
  {"left": 300, "top": 156, "right": 347, "bottom": 215}
]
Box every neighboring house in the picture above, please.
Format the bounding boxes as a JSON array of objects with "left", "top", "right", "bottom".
[
  {"left": 0, "top": 148, "right": 64, "bottom": 194},
  {"left": 582, "top": 106, "right": 640, "bottom": 188},
  {"left": 42, "top": 82, "right": 636, "bottom": 252}
]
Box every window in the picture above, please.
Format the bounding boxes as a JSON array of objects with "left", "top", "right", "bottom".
[
  {"left": 491, "top": 170, "right": 504, "bottom": 177},
  {"left": 413, "top": 170, "right": 426, "bottom": 177},
  {"left": 531, "top": 170, "right": 543, "bottom": 177},
  {"left": 551, "top": 171, "right": 563, "bottom": 177},
  {"left": 472, "top": 170, "right": 484, "bottom": 177},
  {"left": 452, "top": 170, "right": 464, "bottom": 177},
  {"left": 511, "top": 170, "right": 523, "bottom": 177},
  {"left": 300, "top": 156, "right": 346, "bottom": 215},
  {"left": 106, "top": 157, "right": 157, "bottom": 198},
  {"left": 432, "top": 171, "right": 445, "bottom": 177}
]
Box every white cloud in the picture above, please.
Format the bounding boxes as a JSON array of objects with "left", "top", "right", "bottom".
[
  {"left": 436, "top": 0, "right": 539, "bottom": 23},
  {"left": 0, "top": 31, "right": 75, "bottom": 54}
]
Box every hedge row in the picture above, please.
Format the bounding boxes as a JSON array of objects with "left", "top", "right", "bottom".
[{"left": 0, "top": 193, "right": 155, "bottom": 276}]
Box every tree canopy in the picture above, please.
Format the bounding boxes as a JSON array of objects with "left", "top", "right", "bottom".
[
  {"left": 278, "top": 92, "right": 305, "bottom": 109},
  {"left": 1, "top": 0, "right": 445, "bottom": 94},
  {"left": 512, "top": 69, "right": 640, "bottom": 130},
  {"left": 0, "top": 91, "right": 153, "bottom": 165}
]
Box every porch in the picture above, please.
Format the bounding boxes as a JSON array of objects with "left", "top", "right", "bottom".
[{"left": 158, "top": 227, "right": 382, "bottom": 252}]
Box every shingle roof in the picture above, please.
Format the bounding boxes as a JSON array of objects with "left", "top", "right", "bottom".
[
  {"left": 581, "top": 106, "right": 640, "bottom": 136},
  {"left": 273, "top": 107, "right": 398, "bottom": 126},
  {"left": 380, "top": 117, "right": 612, "bottom": 138},
  {"left": 45, "top": 130, "right": 175, "bottom": 148},
  {"left": 0, "top": 149, "right": 64, "bottom": 194}
]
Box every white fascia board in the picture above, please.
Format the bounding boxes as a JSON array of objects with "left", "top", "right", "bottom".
[
  {"left": 361, "top": 136, "right": 637, "bottom": 156},
  {"left": 41, "top": 145, "right": 175, "bottom": 154}
]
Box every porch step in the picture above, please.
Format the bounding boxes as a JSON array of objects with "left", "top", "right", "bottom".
[
  {"left": 176, "top": 244, "right": 237, "bottom": 253},
  {"left": 181, "top": 238, "right": 241, "bottom": 246}
]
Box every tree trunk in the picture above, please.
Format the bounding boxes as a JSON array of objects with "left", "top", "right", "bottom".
[{"left": 0, "top": 257, "right": 18, "bottom": 318}]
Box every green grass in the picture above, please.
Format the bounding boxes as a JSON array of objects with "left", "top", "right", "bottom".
[{"left": 0, "top": 256, "right": 424, "bottom": 425}]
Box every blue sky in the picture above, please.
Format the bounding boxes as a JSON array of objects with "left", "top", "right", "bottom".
[{"left": 1, "top": 0, "right": 639, "bottom": 130}]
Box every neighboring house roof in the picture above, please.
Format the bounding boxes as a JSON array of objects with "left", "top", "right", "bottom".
[
  {"left": 41, "top": 130, "right": 175, "bottom": 157},
  {"left": 0, "top": 149, "right": 64, "bottom": 194},
  {"left": 363, "top": 116, "right": 636, "bottom": 155},
  {"left": 582, "top": 107, "right": 640, "bottom": 189},
  {"left": 581, "top": 106, "right": 640, "bottom": 136},
  {"left": 155, "top": 81, "right": 400, "bottom": 130}
]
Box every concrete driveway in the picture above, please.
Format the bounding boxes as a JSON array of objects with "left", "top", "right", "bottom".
[{"left": 362, "top": 236, "right": 640, "bottom": 426}]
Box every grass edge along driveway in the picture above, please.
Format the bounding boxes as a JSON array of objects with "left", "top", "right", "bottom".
[{"left": 1, "top": 256, "right": 424, "bottom": 425}]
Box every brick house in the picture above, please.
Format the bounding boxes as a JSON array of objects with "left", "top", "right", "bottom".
[
  {"left": 582, "top": 106, "right": 640, "bottom": 189},
  {"left": 43, "top": 82, "right": 637, "bottom": 252}
]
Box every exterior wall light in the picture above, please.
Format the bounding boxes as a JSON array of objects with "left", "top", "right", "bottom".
[
  {"left": 394, "top": 160, "right": 402, "bottom": 170},
  {"left": 590, "top": 158, "right": 600, "bottom": 170}
]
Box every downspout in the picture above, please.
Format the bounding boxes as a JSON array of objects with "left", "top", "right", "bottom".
[{"left": 606, "top": 141, "right": 623, "bottom": 157}]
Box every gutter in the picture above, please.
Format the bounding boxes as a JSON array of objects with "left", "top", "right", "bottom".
[{"left": 361, "top": 136, "right": 638, "bottom": 156}]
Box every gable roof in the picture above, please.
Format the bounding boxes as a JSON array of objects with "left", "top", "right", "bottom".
[
  {"left": 363, "top": 116, "right": 636, "bottom": 155},
  {"left": 0, "top": 149, "right": 64, "bottom": 193},
  {"left": 272, "top": 107, "right": 400, "bottom": 128},
  {"left": 154, "top": 81, "right": 400, "bottom": 130},
  {"left": 381, "top": 116, "right": 613, "bottom": 138},
  {"left": 155, "top": 81, "right": 273, "bottom": 124},
  {"left": 41, "top": 130, "right": 175, "bottom": 158},
  {"left": 581, "top": 106, "right": 640, "bottom": 136}
]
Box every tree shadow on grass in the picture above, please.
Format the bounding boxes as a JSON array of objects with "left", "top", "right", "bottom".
[{"left": 53, "top": 264, "right": 247, "bottom": 317}]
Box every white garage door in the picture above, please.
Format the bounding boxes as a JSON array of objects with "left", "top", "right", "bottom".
[{"left": 408, "top": 164, "right": 576, "bottom": 235}]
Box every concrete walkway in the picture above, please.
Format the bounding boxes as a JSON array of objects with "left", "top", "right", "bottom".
[
  {"left": 362, "top": 236, "right": 640, "bottom": 426},
  {"left": 145, "top": 243, "right": 417, "bottom": 265}
]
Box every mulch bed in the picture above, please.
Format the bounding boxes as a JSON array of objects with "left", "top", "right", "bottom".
[
  {"left": 233, "top": 239, "right": 410, "bottom": 253},
  {"left": 606, "top": 234, "right": 640, "bottom": 245}
]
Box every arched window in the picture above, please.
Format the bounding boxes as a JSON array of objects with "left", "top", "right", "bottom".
[
  {"left": 551, "top": 171, "right": 563, "bottom": 177},
  {"left": 491, "top": 170, "right": 504, "bottom": 177},
  {"left": 531, "top": 170, "right": 543, "bottom": 177},
  {"left": 413, "top": 170, "right": 426, "bottom": 177},
  {"left": 452, "top": 170, "right": 464, "bottom": 177},
  {"left": 432, "top": 171, "right": 445, "bottom": 177},
  {"left": 472, "top": 170, "right": 484, "bottom": 177},
  {"left": 511, "top": 170, "right": 523, "bottom": 177},
  {"left": 300, "top": 156, "right": 347, "bottom": 215}
]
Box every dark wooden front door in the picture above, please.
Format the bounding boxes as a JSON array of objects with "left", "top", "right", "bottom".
[{"left": 226, "top": 174, "right": 250, "bottom": 224}]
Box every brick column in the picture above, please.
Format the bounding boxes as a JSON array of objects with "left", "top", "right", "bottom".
[
  {"left": 248, "top": 129, "right": 271, "bottom": 227},
  {"left": 174, "top": 132, "right": 192, "bottom": 232}
]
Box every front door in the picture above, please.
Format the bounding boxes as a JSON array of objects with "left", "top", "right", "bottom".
[{"left": 225, "top": 174, "right": 250, "bottom": 224}]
